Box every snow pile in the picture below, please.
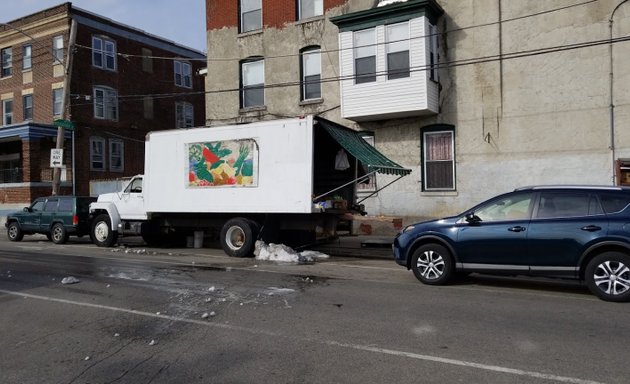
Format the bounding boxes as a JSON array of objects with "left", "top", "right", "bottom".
[
  {"left": 61, "top": 276, "right": 80, "bottom": 285},
  {"left": 254, "top": 241, "right": 329, "bottom": 263}
]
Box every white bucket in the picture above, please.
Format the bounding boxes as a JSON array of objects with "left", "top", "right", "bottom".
[{"left": 193, "top": 231, "right": 204, "bottom": 248}]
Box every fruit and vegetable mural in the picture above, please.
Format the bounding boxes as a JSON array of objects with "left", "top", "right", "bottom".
[{"left": 187, "top": 139, "right": 257, "bottom": 187}]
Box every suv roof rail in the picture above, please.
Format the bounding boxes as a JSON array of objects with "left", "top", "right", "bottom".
[{"left": 515, "top": 185, "right": 630, "bottom": 191}]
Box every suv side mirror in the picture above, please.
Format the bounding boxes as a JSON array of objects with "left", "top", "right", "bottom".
[
  {"left": 465, "top": 212, "right": 481, "bottom": 224},
  {"left": 23, "top": 207, "right": 31, "bottom": 212}
]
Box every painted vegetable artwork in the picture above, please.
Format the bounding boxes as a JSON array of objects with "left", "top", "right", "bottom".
[{"left": 188, "top": 140, "right": 257, "bottom": 187}]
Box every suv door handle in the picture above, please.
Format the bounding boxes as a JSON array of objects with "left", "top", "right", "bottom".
[
  {"left": 508, "top": 226, "right": 526, "bottom": 232},
  {"left": 581, "top": 225, "right": 601, "bottom": 232}
]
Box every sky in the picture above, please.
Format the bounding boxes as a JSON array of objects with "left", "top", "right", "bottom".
[{"left": 0, "top": 0, "right": 207, "bottom": 52}]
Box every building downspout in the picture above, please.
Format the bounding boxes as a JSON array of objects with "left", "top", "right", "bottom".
[{"left": 609, "top": 0, "right": 628, "bottom": 185}]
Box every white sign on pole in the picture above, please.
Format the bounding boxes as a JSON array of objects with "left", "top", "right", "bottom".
[{"left": 50, "top": 149, "right": 64, "bottom": 168}]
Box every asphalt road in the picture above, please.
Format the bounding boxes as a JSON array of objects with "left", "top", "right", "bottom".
[{"left": 0, "top": 235, "right": 629, "bottom": 384}]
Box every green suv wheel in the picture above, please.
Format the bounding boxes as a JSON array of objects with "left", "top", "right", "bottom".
[
  {"left": 7, "top": 222, "right": 23, "bottom": 242},
  {"left": 51, "top": 223, "right": 69, "bottom": 244}
]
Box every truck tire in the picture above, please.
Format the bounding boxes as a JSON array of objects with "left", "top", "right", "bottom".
[
  {"left": 92, "top": 214, "right": 118, "bottom": 247},
  {"left": 220, "top": 218, "right": 256, "bottom": 257}
]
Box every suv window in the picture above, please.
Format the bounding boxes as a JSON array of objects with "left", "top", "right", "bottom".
[
  {"left": 58, "top": 198, "right": 73, "bottom": 212},
  {"left": 536, "top": 192, "right": 603, "bottom": 218},
  {"left": 474, "top": 192, "right": 533, "bottom": 222},
  {"left": 44, "top": 199, "right": 58, "bottom": 212},
  {"left": 31, "top": 200, "right": 44, "bottom": 212},
  {"left": 599, "top": 192, "right": 630, "bottom": 213}
]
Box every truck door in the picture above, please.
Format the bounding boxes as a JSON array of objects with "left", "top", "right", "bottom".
[{"left": 116, "top": 177, "right": 145, "bottom": 219}]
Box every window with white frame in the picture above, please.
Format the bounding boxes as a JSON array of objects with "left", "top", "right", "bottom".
[
  {"left": 175, "top": 102, "right": 194, "bottom": 128},
  {"left": 109, "top": 139, "right": 124, "bottom": 172},
  {"left": 299, "top": 0, "right": 323, "bottom": 20},
  {"left": 386, "top": 22, "right": 410, "bottom": 80},
  {"left": 241, "top": 59, "right": 264, "bottom": 108},
  {"left": 429, "top": 23, "right": 439, "bottom": 81},
  {"left": 92, "top": 36, "right": 116, "bottom": 71},
  {"left": 52, "top": 36, "right": 64, "bottom": 63},
  {"left": 422, "top": 128, "right": 455, "bottom": 191},
  {"left": 90, "top": 137, "right": 105, "bottom": 171},
  {"left": 23, "top": 45, "right": 32, "bottom": 70},
  {"left": 240, "top": 0, "right": 262, "bottom": 33},
  {"left": 301, "top": 47, "right": 321, "bottom": 100},
  {"left": 23, "top": 94, "right": 33, "bottom": 121},
  {"left": 2, "top": 99, "right": 12, "bottom": 125},
  {"left": 357, "top": 134, "right": 377, "bottom": 192},
  {"left": 354, "top": 29, "right": 376, "bottom": 84},
  {"left": 93, "top": 86, "right": 118, "bottom": 120},
  {"left": 174, "top": 61, "right": 192, "bottom": 88},
  {"left": 1, "top": 47, "right": 12, "bottom": 77},
  {"left": 53, "top": 88, "right": 63, "bottom": 116},
  {"left": 142, "top": 48, "right": 153, "bottom": 73}
]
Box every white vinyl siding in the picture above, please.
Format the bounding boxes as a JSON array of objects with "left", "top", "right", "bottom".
[{"left": 338, "top": 17, "right": 438, "bottom": 121}]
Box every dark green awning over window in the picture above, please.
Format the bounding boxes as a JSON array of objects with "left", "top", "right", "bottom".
[{"left": 315, "top": 117, "right": 411, "bottom": 177}]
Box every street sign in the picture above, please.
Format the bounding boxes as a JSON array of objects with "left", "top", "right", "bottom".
[
  {"left": 53, "top": 119, "right": 75, "bottom": 131},
  {"left": 50, "top": 149, "right": 64, "bottom": 168}
]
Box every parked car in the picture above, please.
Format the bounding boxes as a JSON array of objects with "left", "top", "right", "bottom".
[
  {"left": 5, "top": 196, "right": 96, "bottom": 244},
  {"left": 393, "top": 186, "right": 630, "bottom": 302}
]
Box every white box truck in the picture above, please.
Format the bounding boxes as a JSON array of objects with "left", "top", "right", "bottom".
[{"left": 89, "top": 116, "right": 410, "bottom": 256}]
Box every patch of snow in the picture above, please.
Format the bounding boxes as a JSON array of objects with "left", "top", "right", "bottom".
[
  {"left": 377, "top": 0, "right": 409, "bottom": 7},
  {"left": 149, "top": 339, "right": 157, "bottom": 346},
  {"left": 201, "top": 312, "right": 209, "bottom": 319},
  {"left": 61, "top": 276, "right": 80, "bottom": 285},
  {"left": 254, "top": 241, "right": 329, "bottom": 263},
  {"left": 265, "top": 287, "right": 296, "bottom": 296}
]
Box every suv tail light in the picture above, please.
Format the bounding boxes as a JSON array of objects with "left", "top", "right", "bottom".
[{"left": 73, "top": 215, "right": 79, "bottom": 225}]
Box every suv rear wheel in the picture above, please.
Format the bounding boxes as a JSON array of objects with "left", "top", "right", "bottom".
[
  {"left": 7, "top": 222, "right": 23, "bottom": 242},
  {"left": 585, "top": 252, "right": 630, "bottom": 302},
  {"left": 51, "top": 223, "right": 69, "bottom": 244}
]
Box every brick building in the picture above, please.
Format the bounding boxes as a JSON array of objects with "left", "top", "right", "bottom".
[{"left": 0, "top": 3, "right": 206, "bottom": 205}]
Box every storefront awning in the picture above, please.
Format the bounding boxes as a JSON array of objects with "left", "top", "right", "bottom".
[{"left": 315, "top": 117, "right": 411, "bottom": 177}]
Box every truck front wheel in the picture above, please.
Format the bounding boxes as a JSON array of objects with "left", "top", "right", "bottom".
[
  {"left": 220, "top": 218, "right": 256, "bottom": 257},
  {"left": 92, "top": 214, "right": 118, "bottom": 247}
]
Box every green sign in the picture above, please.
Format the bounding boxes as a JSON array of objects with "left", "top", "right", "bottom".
[{"left": 53, "top": 119, "right": 75, "bottom": 130}]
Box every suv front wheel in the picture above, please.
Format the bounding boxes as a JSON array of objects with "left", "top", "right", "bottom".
[
  {"left": 7, "top": 222, "right": 23, "bottom": 242},
  {"left": 585, "top": 252, "right": 630, "bottom": 302}
]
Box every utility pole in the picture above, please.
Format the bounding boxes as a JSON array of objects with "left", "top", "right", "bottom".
[{"left": 52, "top": 20, "right": 77, "bottom": 195}]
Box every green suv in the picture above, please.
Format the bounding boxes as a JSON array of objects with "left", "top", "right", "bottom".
[{"left": 5, "top": 196, "right": 96, "bottom": 244}]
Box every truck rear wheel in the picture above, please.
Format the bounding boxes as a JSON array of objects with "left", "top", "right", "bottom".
[
  {"left": 220, "top": 218, "right": 256, "bottom": 257},
  {"left": 92, "top": 214, "right": 118, "bottom": 247}
]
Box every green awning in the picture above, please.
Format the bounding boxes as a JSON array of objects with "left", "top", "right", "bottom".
[{"left": 315, "top": 117, "right": 411, "bottom": 177}]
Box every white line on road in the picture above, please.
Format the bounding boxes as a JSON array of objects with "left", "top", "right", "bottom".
[{"left": 0, "top": 288, "right": 606, "bottom": 384}]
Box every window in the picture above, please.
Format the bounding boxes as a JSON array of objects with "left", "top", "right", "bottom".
[
  {"left": 90, "top": 137, "right": 105, "bottom": 171},
  {"left": 240, "top": 0, "right": 262, "bottom": 33},
  {"left": 301, "top": 47, "right": 321, "bottom": 100},
  {"left": 23, "top": 45, "right": 32, "bottom": 70},
  {"left": 23, "top": 94, "right": 33, "bottom": 121},
  {"left": 142, "top": 48, "right": 153, "bottom": 73},
  {"left": 354, "top": 29, "right": 376, "bottom": 84},
  {"left": 423, "top": 128, "right": 455, "bottom": 191},
  {"left": 93, "top": 86, "right": 118, "bottom": 120},
  {"left": 299, "top": 0, "right": 323, "bottom": 19},
  {"left": 429, "top": 24, "right": 439, "bottom": 81},
  {"left": 241, "top": 59, "right": 264, "bottom": 108},
  {"left": 386, "top": 22, "right": 410, "bottom": 80},
  {"left": 174, "top": 61, "right": 192, "bottom": 88},
  {"left": 109, "top": 140, "right": 124, "bottom": 172},
  {"left": 536, "top": 192, "right": 602, "bottom": 219},
  {"left": 53, "top": 88, "right": 63, "bottom": 116},
  {"left": 474, "top": 193, "right": 533, "bottom": 222},
  {"left": 143, "top": 96, "right": 154, "bottom": 119},
  {"left": 44, "top": 198, "right": 58, "bottom": 212},
  {"left": 357, "top": 134, "right": 377, "bottom": 192},
  {"left": 92, "top": 36, "right": 116, "bottom": 71},
  {"left": 176, "top": 102, "right": 194, "bottom": 128},
  {"left": 1, "top": 47, "right": 12, "bottom": 77},
  {"left": 2, "top": 99, "right": 12, "bottom": 125},
  {"left": 52, "top": 36, "right": 64, "bottom": 63}
]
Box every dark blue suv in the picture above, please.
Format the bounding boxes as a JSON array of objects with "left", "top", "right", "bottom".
[{"left": 393, "top": 186, "right": 630, "bottom": 302}]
